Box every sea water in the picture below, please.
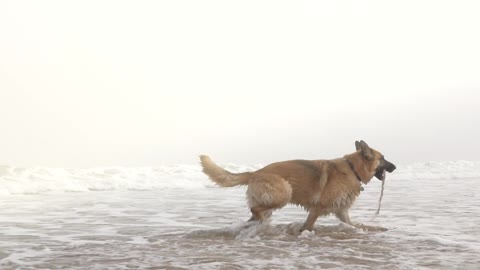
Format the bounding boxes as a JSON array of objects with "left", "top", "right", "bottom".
[{"left": 0, "top": 161, "right": 479, "bottom": 269}]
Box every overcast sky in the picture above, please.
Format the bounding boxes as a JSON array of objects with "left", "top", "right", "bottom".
[{"left": 1, "top": 1, "right": 479, "bottom": 167}]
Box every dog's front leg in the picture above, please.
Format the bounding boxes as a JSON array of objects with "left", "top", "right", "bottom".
[
  {"left": 300, "top": 208, "right": 321, "bottom": 232},
  {"left": 336, "top": 210, "right": 387, "bottom": 231},
  {"left": 335, "top": 209, "right": 353, "bottom": 225},
  {"left": 336, "top": 209, "right": 365, "bottom": 228}
]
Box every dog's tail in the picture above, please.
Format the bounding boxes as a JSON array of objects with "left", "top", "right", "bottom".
[{"left": 199, "top": 155, "right": 251, "bottom": 187}]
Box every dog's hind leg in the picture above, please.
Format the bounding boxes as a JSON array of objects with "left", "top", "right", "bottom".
[
  {"left": 248, "top": 207, "right": 270, "bottom": 222},
  {"left": 247, "top": 209, "right": 272, "bottom": 222},
  {"left": 246, "top": 173, "right": 292, "bottom": 223},
  {"left": 247, "top": 210, "right": 273, "bottom": 222}
]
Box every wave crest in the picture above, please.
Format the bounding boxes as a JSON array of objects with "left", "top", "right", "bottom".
[{"left": 1, "top": 161, "right": 479, "bottom": 195}]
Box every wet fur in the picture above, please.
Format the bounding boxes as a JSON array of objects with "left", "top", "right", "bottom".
[{"left": 200, "top": 141, "right": 395, "bottom": 232}]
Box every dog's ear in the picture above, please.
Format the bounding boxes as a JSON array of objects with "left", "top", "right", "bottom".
[
  {"left": 355, "top": 140, "right": 373, "bottom": 160},
  {"left": 355, "top": 141, "right": 361, "bottom": 151}
]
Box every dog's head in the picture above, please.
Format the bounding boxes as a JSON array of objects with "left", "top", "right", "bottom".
[{"left": 355, "top": 140, "right": 396, "bottom": 181}]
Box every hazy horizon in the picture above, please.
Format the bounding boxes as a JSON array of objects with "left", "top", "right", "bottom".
[{"left": 1, "top": 1, "right": 479, "bottom": 168}]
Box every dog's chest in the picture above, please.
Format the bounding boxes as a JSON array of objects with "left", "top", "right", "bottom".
[
  {"left": 331, "top": 192, "right": 358, "bottom": 209},
  {"left": 310, "top": 188, "right": 359, "bottom": 211}
]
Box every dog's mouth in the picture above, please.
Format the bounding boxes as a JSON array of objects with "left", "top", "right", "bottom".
[
  {"left": 375, "top": 159, "right": 396, "bottom": 181},
  {"left": 375, "top": 169, "right": 387, "bottom": 181}
]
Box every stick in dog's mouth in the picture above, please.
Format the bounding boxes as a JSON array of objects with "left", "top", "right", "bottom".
[{"left": 374, "top": 169, "right": 387, "bottom": 217}]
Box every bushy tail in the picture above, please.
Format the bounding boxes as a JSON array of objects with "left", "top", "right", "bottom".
[{"left": 199, "top": 155, "right": 251, "bottom": 187}]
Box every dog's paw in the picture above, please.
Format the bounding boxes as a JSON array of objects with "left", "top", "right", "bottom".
[
  {"left": 298, "top": 229, "right": 315, "bottom": 239},
  {"left": 285, "top": 222, "right": 304, "bottom": 235}
]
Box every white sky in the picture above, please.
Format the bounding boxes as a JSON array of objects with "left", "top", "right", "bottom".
[{"left": 1, "top": 1, "right": 479, "bottom": 167}]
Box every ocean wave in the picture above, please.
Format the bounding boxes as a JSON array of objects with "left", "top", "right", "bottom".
[
  {"left": 0, "top": 161, "right": 479, "bottom": 195},
  {"left": 394, "top": 160, "right": 480, "bottom": 180}
]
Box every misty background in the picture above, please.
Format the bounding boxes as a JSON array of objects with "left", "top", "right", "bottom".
[{"left": 1, "top": 1, "right": 479, "bottom": 168}]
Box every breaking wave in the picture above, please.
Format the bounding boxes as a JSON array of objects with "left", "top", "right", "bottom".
[{"left": 0, "top": 161, "right": 479, "bottom": 195}]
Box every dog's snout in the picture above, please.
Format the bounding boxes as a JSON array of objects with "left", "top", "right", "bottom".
[{"left": 387, "top": 162, "right": 396, "bottom": 173}]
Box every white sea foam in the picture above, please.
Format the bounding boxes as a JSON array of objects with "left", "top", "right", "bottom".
[
  {"left": 0, "top": 164, "right": 212, "bottom": 195},
  {"left": 0, "top": 161, "right": 479, "bottom": 195}
]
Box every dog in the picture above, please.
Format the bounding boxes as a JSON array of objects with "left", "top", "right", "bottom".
[{"left": 200, "top": 140, "right": 396, "bottom": 232}]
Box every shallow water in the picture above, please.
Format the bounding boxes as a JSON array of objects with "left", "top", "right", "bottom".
[{"left": 1, "top": 174, "right": 479, "bottom": 269}]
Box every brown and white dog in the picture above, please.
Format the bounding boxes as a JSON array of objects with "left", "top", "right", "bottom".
[{"left": 200, "top": 140, "right": 396, "bottom": 232}]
